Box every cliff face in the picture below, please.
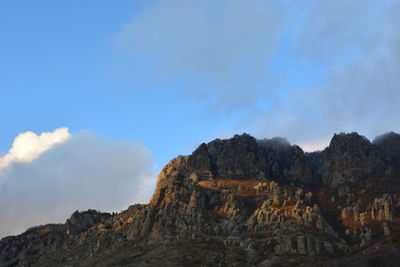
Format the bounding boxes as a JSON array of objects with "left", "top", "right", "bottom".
[
  {"left": 318, "top": 133, "right": 385, "bottom": 186},
  {"left": 2, "top": 132, "right": 400, "bottom": 266},
  {"left": 186, "top": 134, "right": 311, "bottom": 185}
]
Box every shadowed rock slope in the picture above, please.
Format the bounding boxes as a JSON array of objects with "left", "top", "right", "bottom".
[{"left": 2, "top": 132, "right": 400, "bottom": 266}]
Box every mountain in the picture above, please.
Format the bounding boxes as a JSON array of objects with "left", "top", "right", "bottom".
[{"left": 2, "top": 132, "right": 400, "bottom": 266}]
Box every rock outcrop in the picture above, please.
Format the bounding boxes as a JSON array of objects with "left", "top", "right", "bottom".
[
  {"left": 318, "top": 132, "right": 385, "bottom": 186},
  {"left": 2, "top": 132, "right": 400, "bottom": 266},
  {"left": 187, "top": 134, "right": 312, "bottom": 185}
]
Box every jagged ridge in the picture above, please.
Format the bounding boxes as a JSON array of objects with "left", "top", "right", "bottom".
[{"left": 2, "top": 132, "right": 400, "bottom": 266}]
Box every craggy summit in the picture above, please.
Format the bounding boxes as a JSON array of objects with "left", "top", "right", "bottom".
[{"left": 2, "top": 132, "right": 400, "bottom": 266}]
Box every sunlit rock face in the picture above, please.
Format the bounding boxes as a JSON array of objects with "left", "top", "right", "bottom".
[{"left": 2, "top": 132, "right": 400, "bottom": 266}]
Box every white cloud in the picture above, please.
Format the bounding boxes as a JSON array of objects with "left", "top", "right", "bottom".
[
  {"left": 0, "top": 127, "right": 71, "bottom": 169},
  {"left": 0, "top": 129, "right": 154, "bottom": 238}
]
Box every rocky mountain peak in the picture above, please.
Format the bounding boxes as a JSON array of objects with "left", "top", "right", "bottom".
[
  {"left": 319, "top": 132, "right": 385, "bottom": 186},
  {"left": 186, "top": 133, "right": 311, "bottom": 186},
  {"left": 328, "top": 132, "right": 372, "bottom": 155},
  {"left": 2, "top": 132, "right": 400, "bottom": 266}
]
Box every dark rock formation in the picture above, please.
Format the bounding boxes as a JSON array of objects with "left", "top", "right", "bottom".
[
  {"left": 66, "top": 210, "right": 112, "bottom": 237},
  {"left": 2, "top": 132, "right": 400, "bottom": 266},
  {"left": 187, "top": 134, "right": 312, "bottom": 185},
  {"left": 374, "top": 132, "right": 400, "bottom": 175},
  {"left": 317, "top": 132, "right": 382, "bottom": 186}
]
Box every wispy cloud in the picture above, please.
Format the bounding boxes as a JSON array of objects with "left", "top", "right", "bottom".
[
  {"left": 115, "top": 0, "right": 400, "bottom": 146},
  {"left": 247, "top": 0, "right": 400, "bottom": 144},
  {"left": 297, "top": 0, "right": 400, "bottom": 141},
  {"left": 115, "top": 0, "right": 290, "bottom": 110},
  {"left": 0, "top": 129, "right": 154, "bottom": 238},
  {"left": 299, "top": 139, "right": 329, "bottom": 153}
]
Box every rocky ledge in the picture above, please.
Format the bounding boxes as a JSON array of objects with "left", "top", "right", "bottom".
[{"left": 2, "top": 132, "right": 400, "bottom": 266}]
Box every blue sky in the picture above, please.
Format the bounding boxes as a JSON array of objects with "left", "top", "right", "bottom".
[
  {"left": 0, "top": 0, "right": 282, "bottom": 167},
  {"left": 1, "top": 0, "right": 399, "bottom": 237},
  {"left": 0, "top": 1, "right": 178, "bottom": 161},
  {"left": 0, "top": 1, "right": 320, "bottom": 164},
  {"left": 2, "top": 0, "right": 391, "bottom": 164}
]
